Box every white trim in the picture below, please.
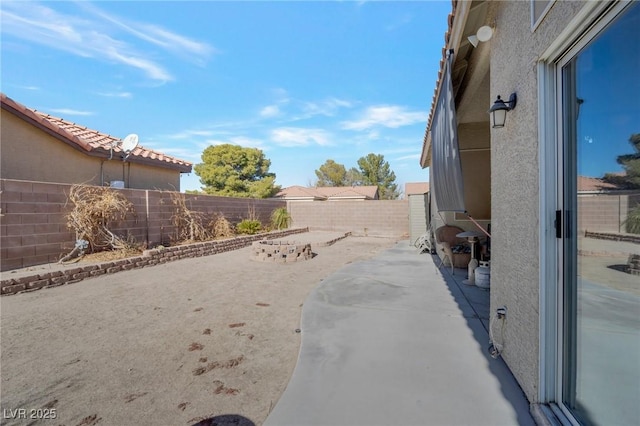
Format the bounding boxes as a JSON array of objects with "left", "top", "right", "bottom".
[
  {"left": 537, "top": 59, "right": 558, "bottom": 404},
  {"left": 539, "top": 1, "right": 625, "bottom": 63},
  {"left": 554, "top": 2, "right": 629, "bottom": 65},
  {"left": 531, "top": 0, "right": 556, "bottom": 32}
]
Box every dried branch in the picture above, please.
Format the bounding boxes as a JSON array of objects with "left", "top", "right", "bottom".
[
  {"left": 62, "top": 184, "right": 136, "bottom": 258},
  {"left": 170, "top": 192, "right": 211, "bottom": 243}
]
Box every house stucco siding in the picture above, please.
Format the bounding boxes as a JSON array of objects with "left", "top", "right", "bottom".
[
  {"left": 490, "top": 0, "right": 585, "bottom": 402},
  {"left": 1, "top": 112, "right": 181, "bottom": 190}
]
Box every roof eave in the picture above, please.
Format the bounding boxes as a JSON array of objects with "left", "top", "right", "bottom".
[
  {"left": 420, "top": 0, "right": 472, "bottom": 169},
  {"left": 124, "top": 156, "right": 193, "bottom": 173},
  {"left": 327, "top": 196, "right": 368, "bottom": 200}
]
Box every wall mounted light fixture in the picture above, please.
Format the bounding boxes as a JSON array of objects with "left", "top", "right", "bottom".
[
  {"left": 489, "top": 93, "right": 517, "bottom": 128},
  {"left": 468, "top": 26, "right": 494, "bottom": 48}
]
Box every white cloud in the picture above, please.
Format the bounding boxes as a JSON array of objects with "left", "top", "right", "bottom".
[
  {"left": 79, "top": 3, "right": 215, "bottom": 62},
  {"left": 341, "top": 105, "right": 427, "bottom": 130},
  {"left": 367, "top": 130, "right": 380, "bottom": 140},
  {"left": 260, "top": 105, "right": 280, "bottom": 118},
  {"left": 394, "top": 153, "right": 421, "bottom": 161},
  {"left": 270, "top": 87, "right": 290, "bottom": 102},
  {"left": 142, "top": 145, "right": 201, "bottom": 163},
  {"left": 207, "top": 136, "right": 267, "bottom": 150},
  {"left": 106, "top": 47, "right": 173, "bottom": 81},
  {"left": 96, "top": 91, "right": 132, "bottom": 99},
  {"left": 270, "top": 127, "right": 332, "bottom": 147},
  {"left": 165, "top": 129, "right": 217, "bottom": 139},
  {"left": 292, "top": 97, "right": 353, "bottom": 121},
  {"left": 49, "top": 108, "right": 94, "bottom": 116},
  {"left": 0, "top": 2, "right": 214, "bottom": 83},
  {"left": 136, "top": 24, "right": 215, "bottom": 58}
]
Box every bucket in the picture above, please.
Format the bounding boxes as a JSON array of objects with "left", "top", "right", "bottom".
[
  {"left": 475, "top": 266, "right": 491, "bottom": 288},
  {"left": 110, "top": 180, "right": 125, "bottom": 189}
]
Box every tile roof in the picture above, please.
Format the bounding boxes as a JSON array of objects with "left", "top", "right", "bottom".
[
  {"left": 315, "top": 186, "right": 379, "bottom": 199},
  {"left": 405, "top": 182, "right": 430, "bottom": 195},
  {"left": 276, "top": 185, "right": 379, "bottom": 200},
  {"left": 577, "top": 176, "right": 621, "bottom": 192},
  {"left": 1, "top": 93, "right": 192, "bottom": 173},
  {"left": 275, "top": 186, "right": 326, "bottom": 200}
]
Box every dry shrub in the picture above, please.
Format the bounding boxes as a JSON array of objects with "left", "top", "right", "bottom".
[
  {"left": 65, "top": 184, "right": 136, "bottom": 253},
  {"left": 210, "top": 213, "right": 235, "bottom": 238},
  {"left": 170, "top": 192, "right": 211, "bottom": 243}
]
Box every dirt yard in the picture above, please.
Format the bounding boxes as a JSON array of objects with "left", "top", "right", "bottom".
[{"left": 0, "top": 233, "right": 399, "bottom": 426}]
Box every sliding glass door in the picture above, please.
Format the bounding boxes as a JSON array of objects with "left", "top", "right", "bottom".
[{"left": 559, "top": 3, "right": 640, "bottom": 424}]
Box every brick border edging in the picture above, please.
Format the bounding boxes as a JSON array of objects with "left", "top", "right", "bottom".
[
  {"left": 585, "top": 230, "right": 640, "bottom": 244},
  {"left": 0, "top": 228, "right": 309, "bottom": 296},
  {"left": 316, "top": 232, "right": 351, "bottom": 247}
]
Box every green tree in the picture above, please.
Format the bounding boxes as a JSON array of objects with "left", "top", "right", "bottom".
[
  {"left": 315, "top": 159, "right": 347, "bottom": 186},
  {"left": 194, "top": 144, "right": 280, "bottom": 198},
  {"left": 345, "top": 167, "right": 363, "bottom": 186},
  {"left": 357, "top": 153, "right": 399, "bottom": 199},
  {"left": 603, "top": 133, "right": 640, "bottom": 189},
  {"left": 603, "top": 133, "right": 640, "bottom": 233}
]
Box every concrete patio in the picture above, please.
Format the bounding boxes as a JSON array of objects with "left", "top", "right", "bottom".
[{"left": 266, "top": 241, "right": 534, "bottom": 426}]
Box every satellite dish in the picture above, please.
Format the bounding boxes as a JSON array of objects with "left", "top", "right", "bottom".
[{"left": 122, "top": 133, "right": 139, "bottom": 152}]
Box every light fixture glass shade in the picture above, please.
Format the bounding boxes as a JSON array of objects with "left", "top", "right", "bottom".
[
  {"left": 491, "top": 108, "right": 508, "bottom": 128},
  {"left": 468, "top": 35, "right": 479, "bottom": 48},
  {"left": 476, "top": 26, "right": 493, "bottom": 42},
  {"left": 489, "top": 95, "right": 511, "bottom": 128}
]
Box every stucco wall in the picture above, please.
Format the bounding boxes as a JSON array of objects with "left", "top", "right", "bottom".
[
  {"left": 1, "top": 112, "right": 181, "bottom": 190},
  {"left": 489, "top": 0, "right": 585, "bottom": 402}
]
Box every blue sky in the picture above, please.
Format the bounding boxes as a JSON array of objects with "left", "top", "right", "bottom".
[
  {"left": 576, "top": 3, "right": 640, "bottom": 179},
  {"left": 1, "top": 1, "right": 451, "bottom": 193}
]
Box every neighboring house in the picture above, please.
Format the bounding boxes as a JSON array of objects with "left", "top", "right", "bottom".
[
  {"left": 276, "top": 185, "right": 379, "bottom": 201},
  {"left": 1, "top": 93, "right": 192, "bottom": 190},
  {"left": 420, "top": 2, "right": 639, "bottom": 425},
  {"left": 577, "top": 175, "right": 621, "bottom": 195}
]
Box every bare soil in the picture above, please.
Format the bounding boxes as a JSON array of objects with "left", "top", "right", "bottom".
[{"left": 0, "top": 233, "right": 398, "bottom": 426}]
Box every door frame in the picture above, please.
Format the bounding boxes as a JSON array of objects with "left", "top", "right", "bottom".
[{"left": 537, "top": 0, "right": 633, "bottom": 423}]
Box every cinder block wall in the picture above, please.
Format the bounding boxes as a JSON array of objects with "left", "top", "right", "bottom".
[
  {"left": 1, "top": 180, "right": 72, "bottom": 271},
  {"left": 0, "top": 179, "right": 285, "bottom": 271},
  {"left": 287, "top": 200, "right": 409, "bottom": 237},
  {"left": 578, "top": 194, "right": 639, "bottom": 234}
]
